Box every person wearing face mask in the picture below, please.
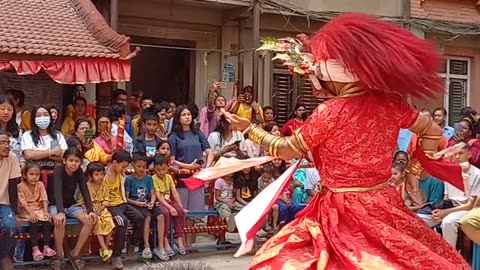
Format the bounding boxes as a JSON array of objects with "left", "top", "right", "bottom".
[{"left": 280, "top": 104, "right": 307, "bottom": 136}]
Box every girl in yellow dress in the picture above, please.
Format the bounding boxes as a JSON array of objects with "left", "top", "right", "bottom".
[{"left": 77, "top": 163, "right": 115, "bottom": 261}]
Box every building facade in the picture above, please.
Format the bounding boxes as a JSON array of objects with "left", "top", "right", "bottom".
[{"left": 409, "top": 0, "right": 480, "bottom": 124}]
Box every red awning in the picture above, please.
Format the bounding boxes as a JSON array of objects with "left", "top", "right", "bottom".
[{"left": 0, "top": 59, "right": 130, "bottom": 84}]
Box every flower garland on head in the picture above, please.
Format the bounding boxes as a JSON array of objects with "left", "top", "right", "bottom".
[{"left": 258, "top": 35, "right": 321, "bottom": 92}]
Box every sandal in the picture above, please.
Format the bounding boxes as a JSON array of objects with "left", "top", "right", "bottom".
[
  {"left": 32, "top": 248, "right": 44, "bottom": 261},
  {"left": 166, "top": 248, "right": 175, "bottom": 257},
  {"left": 174, "top": 244, "right": 188, "bottom": 255},
  {"left": 49, "top": 257, "right": 62, "bottom": 270},
  {"left": 43, "top": 246, "right": 57, "bottom": 257},
  {"left": 67, "top": 252, "right": 86, "bottom": 270},
  {"left": 100, "top": 249, "right": 113, "bottom": 262},
  {"left": 153, "top": 248, "right": 169, "bottom": 261},
  {"left": 142, "top": 247, "right": 153, "bottom": 259}
]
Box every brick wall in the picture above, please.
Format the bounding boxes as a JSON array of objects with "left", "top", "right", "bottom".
[{"left": 410, "top": 0, "right": 480, "bottom": 24}]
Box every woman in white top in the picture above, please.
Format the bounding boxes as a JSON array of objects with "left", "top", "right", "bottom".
[
  {"left": 21, "top": 105, "right": 68, "bottom": 163},
  {"left": 208, "top": 115, "right": 248, "bottom": 160}
]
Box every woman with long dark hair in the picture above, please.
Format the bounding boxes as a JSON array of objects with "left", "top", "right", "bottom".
[
  {"left": 168, "top": 105, "right": 214, "bottom": 252},
  {"left": 280, "top": 104, "right": 307, "bottom": 136},
  {"left": 230, "top": 86, "right": 263, "bottom": 123},
  {"left": 207, "top": 115, "right": 247, "bottom": 160},
  {"left": 0, "top": 95, "right": 21, "bottom": 159},
  {"left": 21, "top": 105, "right": 67, "bottom": 164}
]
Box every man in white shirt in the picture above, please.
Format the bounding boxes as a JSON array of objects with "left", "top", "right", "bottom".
[{"left": 427, "top": 143, "right": 480, "bottom": 248}]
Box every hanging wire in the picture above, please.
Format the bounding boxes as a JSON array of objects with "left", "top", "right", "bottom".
[
  {"left": 261, "top": 0, "right": 480, "bottom": 36},
  {"left": 130, "top": 42, "right": 255, "bottom": 53}
]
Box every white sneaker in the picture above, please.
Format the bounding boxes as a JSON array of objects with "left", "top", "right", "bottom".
[{"left": 256, "top": 229, "right": 268, "bottom": 238}]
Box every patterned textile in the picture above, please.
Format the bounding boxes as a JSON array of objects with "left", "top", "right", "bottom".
[{"left": 250, "top": 94, "right": 470, "bottom": 270}]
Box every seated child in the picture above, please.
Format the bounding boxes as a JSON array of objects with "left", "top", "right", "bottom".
[
  {"left": 105, "top": 150, "right": 145, "bottom": 269},
  {"left": 390, "top": 163, "right": 406, "bottom": 193},
  {"left": 125, "top": 153, "right": 167, "bottom": 261},
  {"left": 214, "top": 173, "right": 242, "bottom": 233},
  {"left": 153, "top": 155, "right": 187, "bottom": 256},
  {"left": 258, "top": 164, "right": 279, "bottom": 233},
  {"left": 234, "top": 166, "right": 258, "bottom": 207},
  {"left": 48, "top": 147, "right": 97, "bottom": 270},
  {"left": 78, "top": 163, "right": 115, "bottom": 262},
  {"left": 17, "top": 163, "right": 56, "bottom": 261},
  {"left": 156, "top": 140, "right": 201, "bottom": 176}
]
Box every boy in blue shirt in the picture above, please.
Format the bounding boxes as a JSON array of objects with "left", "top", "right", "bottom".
[{"left": 125, "top": 153, "right": 168, "bottom": 261}]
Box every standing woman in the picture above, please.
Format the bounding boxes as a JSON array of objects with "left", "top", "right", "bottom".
[
  {"left": 48, "top": 105, "right": 60, "bottom": 130},
  {"left": 262, "top": 106, "right": 275, "bottom": 127},
  {"left": 433, "top": 108, "right": 455, "bottom": 140},
  {"left": 199, "top": 89, "right": 219, "bottom": 137},
  {"left": 0, "top": 95, "right": 22, "bottom": 160},
  {"left": 168, "top": 105, "right": 214, "bottom": 252},
  {"left": 21, "top": 105, "right": 68, "bottom": 188},
  {"left": 280, "top": 104, "right": 306, "bottom": 136},
  {"left": 229, "top": 86, "right": 263, "bottom": 123},
  {"left": 5, "top": 89, "right": 31, "bottom": 131},
  {"left": 94, "top": 116, "right": 115, "bottom": 155},
  {"left": 208, "top": 115, "right": 248, "bottom": 160}
]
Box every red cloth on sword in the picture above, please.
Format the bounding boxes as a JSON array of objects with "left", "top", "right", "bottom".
[
  {"left": 414, "top": 143, "right": 464, "bottom": 192},
  {"left": 183, "top": 174, "right": 205, "bottom": 190},
  {"left": 183, "top": 156, "right": 275, "bottom": 190}
]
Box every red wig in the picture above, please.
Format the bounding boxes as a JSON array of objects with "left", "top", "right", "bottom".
[{"left": 309, "top": 14, "right": 443, "bottom": 99}]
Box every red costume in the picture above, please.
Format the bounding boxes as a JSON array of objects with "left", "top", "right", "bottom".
[
  {"left": 280, "top": 119, "right": 304, "bottom": 136},
  {"left": 247, "top": 14, "right": 470, "bottom": 270}
]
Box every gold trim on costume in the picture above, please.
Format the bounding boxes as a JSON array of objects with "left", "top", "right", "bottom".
[
  {"left": 248, "top": 125, "right": 268, "bottom": 145},
  {"left": 320, "top": 181, "right": 390, "bottom": 194},
  {"left": 293, "top": 130, "right": 310, "bottom": 152},
  {"left": 336, "top": 83, "right": 367, "bottom": 98},
  {"left": 286, "top": 137, "right": 305, "bottom": 155},
  {"left": 348, "top": 251, "right": 396, "bottom": 270}
]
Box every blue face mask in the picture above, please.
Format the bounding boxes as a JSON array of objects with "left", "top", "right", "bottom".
[{"left": 35, "top": 116, "right": 51, "bottom": 129}]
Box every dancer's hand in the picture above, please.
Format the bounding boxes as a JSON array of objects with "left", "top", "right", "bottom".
[{"left": 221, "top": 109, "right": 251, "bottom": 132}]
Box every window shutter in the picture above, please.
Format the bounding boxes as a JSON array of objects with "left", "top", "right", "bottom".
[
  {"left": 295, "top": 75, "right": 328, "bottom": 118},
  {"left": 448, "top": 78, "right": 467, "bottom": 126},
  {"left": 272, "top": 67, "right": 293, "bottom": 126}
]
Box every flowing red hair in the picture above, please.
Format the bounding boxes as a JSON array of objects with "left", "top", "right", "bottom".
[{"left": 309, "top": 14, "right": 443, "bottom": 99}]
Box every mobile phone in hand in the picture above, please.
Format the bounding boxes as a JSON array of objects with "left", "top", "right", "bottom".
[
  {"left": 234, "top": 140, "right": 241, "bottom": 145},
  {"left": 85, "top": 129, "right": 94, "bottom": 143},
  {"left": 217, "top": 82, "right": 227, "bottom": 89}
]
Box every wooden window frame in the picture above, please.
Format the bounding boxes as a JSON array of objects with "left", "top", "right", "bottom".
[{"left": 439, "top": 56, "right": 470, "bottom": 125}]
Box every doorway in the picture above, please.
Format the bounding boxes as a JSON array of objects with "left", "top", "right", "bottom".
[{"left": 130, "top": 36, "right": 195, "bottom": 105}]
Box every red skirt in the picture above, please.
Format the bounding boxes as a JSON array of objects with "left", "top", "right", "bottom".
[{"left": 250, "top": 186, "right": 470, "bottom": 270}]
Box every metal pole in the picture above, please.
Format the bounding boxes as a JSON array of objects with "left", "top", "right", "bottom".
[
  {"left": 252, "top": 0, "right": 260, "bottom": 101},
  {"left": 238, "top": 19, "right": 245, "bottom": 91},
  {"left": 110, "top": 0, "right": 119, "bottom": 31}
]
